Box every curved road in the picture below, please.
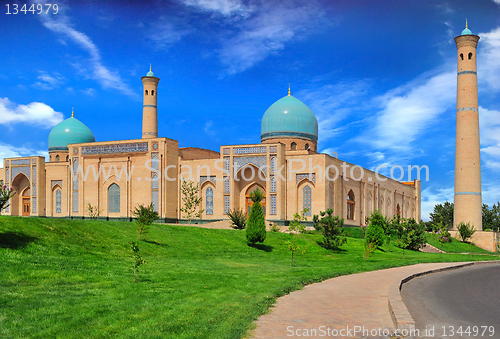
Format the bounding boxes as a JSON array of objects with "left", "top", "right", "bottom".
[{"left": 401, "top": 264, "right": 500, "bottom": 338}]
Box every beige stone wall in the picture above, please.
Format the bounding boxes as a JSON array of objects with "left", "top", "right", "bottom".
[
  {"left": 262, "top": 137, "right": 317, "bottom": 152},
  {"left": 179, "top": 147, "right": 220, "bottom": 160},
  {"left": 449, "top": 230, "right": 498, "bottom": 252}
]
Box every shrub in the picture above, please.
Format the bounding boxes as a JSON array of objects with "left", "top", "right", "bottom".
[
  {"left": 132, "top": 203, "right": 159, "bottom": 240},
  {"left": 269, "top": 223, "right": 281, "bottom": 232},
  {"left": 227, "top": 209, "right": 247, "bottom": 230},
  {"left": 314, "top": 209, "right": 346, "bottom": 249},
  {"left": 287, "top": 209, "right": 308, "bottom": 266},
  {"left": 246, "top": 189, "right": 266, "bottom": 244},
  {"left": 0, "top": 180, "right": 16, "bottom": 212},
  {"left": 86, "top": 203, "right": 102, "bottom": 219},
  {"left": 365, "top": 211, "right": 386, "bottom": 248},
  {"left": 457, "top": 222, "right": 476, "bottom": 243}
]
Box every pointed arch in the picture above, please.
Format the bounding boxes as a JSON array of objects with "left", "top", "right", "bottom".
[
  {"left": 291, "top": 142, "right": 297, "bottom": 150},
  {"left": 108, "top": 183, "right": 120, "bottom": 213},
  {"left": 303, "top": 185, "right": 312, "bottom": 216},
  {"left": 206, "top": 186, "right": 214, "bottom": 215},
  {"left": 347, "top": 189, "right": 355, "bottom": 220}
]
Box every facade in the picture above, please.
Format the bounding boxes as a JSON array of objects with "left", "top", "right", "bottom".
[
  {"left": 453, "top": 22, "right": 483, "bottom": 230},
  {"left": 0, "top": 70, "right": 421, "bottom": 225}
]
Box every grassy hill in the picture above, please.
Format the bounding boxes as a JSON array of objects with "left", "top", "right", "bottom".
[{"left": 0, "top": 216, "right": 497, "bottom": 338}]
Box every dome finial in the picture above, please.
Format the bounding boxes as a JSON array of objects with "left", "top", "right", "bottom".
[
  {"left": 72, "top": 107, "right": 74, "bottom": 118},
  {"left": 466, "top": 19, "right": 468, "bottom": 29},
  {"left": 288, "top": 83, "right": 291, "bottom": 96},
  {"left": 150, "top": 63, "right": 152, "bottom": 72}
]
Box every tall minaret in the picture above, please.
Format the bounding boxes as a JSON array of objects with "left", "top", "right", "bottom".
[
  {"left": 142, "top": 65, "right": 159, "bottom": 138},
  {"left": 454, "top": 21, "right": 482, "bottom": 230}
]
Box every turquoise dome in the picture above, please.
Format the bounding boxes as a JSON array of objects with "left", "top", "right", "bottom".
[
  {"left": 146, "top": 70, "right": 155, "bottom": 77},
  {"left": 261, "top": 95, "right": 318, "bottom": 141},
  {"left": 48, "top": 117, "right": 95, "bottom": 151},
  {"left": 461, "top": 28, "right": 472, "bottom": 35}
]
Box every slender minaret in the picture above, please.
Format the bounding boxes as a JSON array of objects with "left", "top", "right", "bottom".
[
  {"left": 454, "top": 21, "right": 482, "bottom": 230},
  {"left": 142, "top": 65, "right": 159, "bottom": 138}
]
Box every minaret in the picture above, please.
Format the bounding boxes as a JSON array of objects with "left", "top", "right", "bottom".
[
  {"left": 454, "top": 21, "right": 482, "bottom": 230},
  {"left": 141, "top": 65, "right": 159, "bottom": 138}
]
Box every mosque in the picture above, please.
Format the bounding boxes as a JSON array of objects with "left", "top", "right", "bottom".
[{"left": 0, "top": 67, "right": 421, "bottom": 225}]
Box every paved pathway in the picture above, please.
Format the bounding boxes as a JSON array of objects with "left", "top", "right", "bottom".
[{"left": 251, "top": 262, "right": 473, "bottom": 339}]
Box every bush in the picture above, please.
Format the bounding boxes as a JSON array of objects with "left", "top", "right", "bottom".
[
  {"left": 457, "top": 222, "right": 476, "bottom": 243},
  {"left": 227, "top": 209, "right": 246, "bottom": 230},
  {"left": 246, "top": 189, "right": 266, "bottom": 244},
  {"left": 365, "top": 211, "right": 386, "bottom": 248},
  {"left": 313, "top": 209, "right": 346, "bottom": 249},
  {"left": 132, "top": 203, "right": 159, "bottom": 240}
]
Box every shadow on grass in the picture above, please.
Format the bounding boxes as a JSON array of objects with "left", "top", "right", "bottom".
[
  {"left": 142, "top": 240, "right": 169, "bottom": 247},
  {"left": 316, "top": 241, "right": 347, "bottom": 253},
  {"left": 0, "top": 231, "right": 38, "bottom": 249},
  {"left": 248, "top": 243, "right": 273, "bottom": 252}
]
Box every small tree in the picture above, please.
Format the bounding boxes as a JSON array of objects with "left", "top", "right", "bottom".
[
  {"left": 130, "top": 241, "right": 147, "bottom": 283},
  {"left": 0, "top": 181, "right": 16, "bottom": 212},
  {"left": 365, "top": 210, "right": 386, "bottom": 248},
  {"left": 313, "top": 209, "right": 346, "bottom": 249},
  {"left": 287, "top": 209, "right": 308, "bottom": 266},
  {"left": 86, "top": 203, "right": 103, "bottom": 219},
  {"left": 457, "top": 222, "right": 476, "bottom": 243},
  {"left": 227, "top": 209, "right": 247, "bottom": 230},
  {"left": 394, "top": 222, "right": 413, "bottom": 259},
  {"left": 133, "top": 203, "right": 159, "bottom": 240},
  {"left": 436, "top": 221, "right": 452, "bottom": 258},
  {"left": 246, "top": 188, "right": 266, "bottom": 244},
  {"left": 179, "top": 180, "right": 204, "bottom": 223}
]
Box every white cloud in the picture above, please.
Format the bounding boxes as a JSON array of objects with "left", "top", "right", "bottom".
[
  {"left": 421, "top": 186, "right": 454, "bottom": 221},
  {"left": 0, "top": 97, "right": 63, "bottom": 128},
  {"left": 31, "top": 71, "right": 65, "bottom": 90},
  {"left": 34, "top": 1, "right": 136, "bottom": 98},
  {"left": 204, "top": 120, "right": 216, "bottom": 136},
  {"left": 0, "top": 143, "right": 48, "bottom": 165},
  {"left": 478, "top": 27, "right": 500, "bottom": 91},
  {"left": 149, "top": 19, "right": 193, "bottom": 50},
  {"left": 479, "top": 106, "right": 500, "bottom": 170},
  {"left": 180, "top": 0, "right": 251, "bottom": 17},
  {"left": 492, "top": 0, "right": 500, "bottom": 5},
  {"left": 218, "top": 2, "right": 324, "bottom": 75}
]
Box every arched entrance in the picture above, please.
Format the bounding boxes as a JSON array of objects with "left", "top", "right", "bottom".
[
  {"left": 245, "top": 184, "right": 266, "bottom": 216},
  {"left": 22, "top": 187, "right": 31, "bottom": 216}
]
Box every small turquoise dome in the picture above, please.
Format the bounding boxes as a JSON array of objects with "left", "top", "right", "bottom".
[
  {"left": 261, "top": 94, "right": 318, "bottom": 142},
  {"left": 48, "top": 117, "right": 95, "bottom": 151},
  {"left": 146, "top": 70, "right": 155, "bottom": 77},
  {"left": 461, "top": 28, "right": 472, "bottom": 35}
]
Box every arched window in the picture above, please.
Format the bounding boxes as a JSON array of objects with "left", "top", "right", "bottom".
[
  {"left": 206, "top": 187, "right": 213, "bottom": 215},
  {"left": 347, "top": 190, "right": 355, "bottom": 220},
  {"left": 108, "top": 183, "right": 120, "bottom": 213},
  {"left": 56, "top": 189, "right": 61, "bottom": 213},
  {"left": 66, "top": 155, "right": 69, "bottom": 162},
  {"left": 145, "top": 90, "right": 148, "bottom": 95},
  {"left": 468, "top": 52, "right": 473, "bottom": 60},
  {"left": 270, "top": 157, "right": 277, "bottom": 173},
  {"left": 303, "top": 185, "right": 311, "bottom": 216},
  {"left": 460, "top": 53, "right": 464, "bottom": 60},
  {"left": 291, "top": 142, "right": 297, "bottom": 150},
  {"left": 396, "top": 203, "right": 401, "bottom": 217},
  {"left": 305, "top": 143, "right": 309, "bottom": 150},
  {"left": 152, "top": 90, "right": 155, "bottom": 96},
  {"left": 56, "top": 155, "right": 60, "bottom": 162},
  {"left": 270, "top": 176, "right": 276, "bottom": 193}
]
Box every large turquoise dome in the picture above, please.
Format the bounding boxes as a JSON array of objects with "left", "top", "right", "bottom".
[
  {"left": 261, "top": 95, "right": 318, "bottom": 141},
  {"left": 48, "top": 117, "right": 95, "bottom": 151}
]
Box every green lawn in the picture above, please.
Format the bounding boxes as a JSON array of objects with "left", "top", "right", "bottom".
[
  {"left": 426, "top": 232, "right": 494, "bottom": 254},
  {"left": 0, "top": 217, "right": 497, "bottom": 339}
]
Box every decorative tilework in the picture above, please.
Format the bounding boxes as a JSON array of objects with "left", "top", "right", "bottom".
[
  {"left": 224, "top": 177, "right": 229, "bottom": 194},
  {"left": 73, "top": 159, "right": 79, "bottom": 190},
  {"left": 32, "top": 158, "right": 37, "bottom": 164},
  {"left": 52, "top": 180, "right": 63, "bottom": 189},
  {"left": 270, "top": 157, "right": 277, "bottom": 173},
  {"left": 152, "top": 174, "right": 159, "bottom": 189},
  {"left": 56, "top": 190, "right": 61, "bottom": 213},
  {"left": 5, "top": 168, "right": 8, "bottom": 184},
  {"left": 12, "top": 166, "right": 30, "bottom": 181},
  {"left": 262, "top": 131, "right": 318, "bottom": 141},
  {"left": 151, "top": 154, "right": 159, "bottom": 171},
  {"left": 270, "top": 195, "right": 276, "bottom": 215},
  {"left": 296, "top": 173, "right": 316, "bottom": 184},
  {"left": 233, "top": 156, "right": 267, "bottom": 175},
  {"left": 73, "top": 192, "right": 78, "bottom": 213},
  {"left": 11, "top": 159, "right": 31, "bottom": 165},
  {"left": 32, "top": 166, "right": 36, "bottom": 182},
  {"left": 223, "top": 148, "right": 230, "bottom": 155},
  {"left": 269, "top": 146, "right": 277, "bottom": 153},
  {"left": 233, "top": 146, "right": 267, "bottom": 154},
  {"left": 200, "top": 176, "right": 216, "bottom": 185},
  {"left": 152, "top": 142, "right": 159, "bottom": 151},
  {"left": 206, "top": 187, "right": 214, "bottom": 215},
  {"left": 33, "top": 184, "right": 36, "bottom": 197},
  {"left": 108, "top": 184, "right": 120, "bottom": 213},
  {"left": 152, "top": 191, "right": 159, "bottom": 212},
  {"left": 303, "top": 186, "right": 312, "bottom": 216},
  {"left": 32, "top": 197, "right": 36, "bottom": 214},
  {"left": 224, "top": 196, "right": 230, "bottom": 214},
  {"left": 457, "top": 107, "right": 478, "bottom": 112},
  {"left": 224, "top": 157, "right": 230, "bottom": 173},
  {"left": 143, "top": 105, "right": 157, "bottom": 108},
  {"left": 270, "top": 176, "right": 276, "bottom": 193},
  {"left": 458, "top": 70, "right": 477, "bottom": 76},
  {"left": 82, "top": 142, "right": 148, "bottom": 155}
]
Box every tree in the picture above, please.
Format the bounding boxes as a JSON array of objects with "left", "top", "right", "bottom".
[
  {"left": 313, "top": 209, "right": 346, "bottom": 249},
  {"left": 287, "top": 209, "right": 308, "bottom": 266},
  {"left": 132, "top": 203, "right": 159, "bottom": 240},
  {"left": 457, "top": 222, "right": 476, "bottom": 243},
  {"left": 227, "top": 209, "right": 246, "bottom": 230},
  {"left": 436, "top": 221, "right": 451, "bottom": 258},
  {"left": 179, "top": 180, "right": 204, "bottom": 223},
  {"left": 130, "top": 241, "right": 147, "bottom": 283},
  {"left": 394, "top": 218, "right": 427, "bottom": 258},
  {"left": 0, "top": 181, "right": 16, "bottom": 212},
  {"left": 430, "top": 201, "right": 454, "bottom": 231},
  {"left": 86, "top": 203, "right": 103, "bottom": 219},
  {"left": 365, "top": 210, "right": 386, "bottom": 248},
  {"left": 483, "top": 203, "right": 500, "bottom": 232},
  {"left": 246, "top": 188, "right": 266, "bottom": 244}
]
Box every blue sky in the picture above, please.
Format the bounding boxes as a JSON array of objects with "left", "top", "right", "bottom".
[{"left": 1, "top": 0, "right": 500, "bottom": 220}]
